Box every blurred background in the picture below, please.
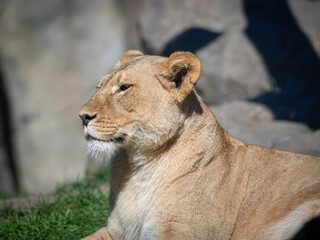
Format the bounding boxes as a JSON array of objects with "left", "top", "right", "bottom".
[{"left": 0, "top": 0, "right": 319, "bottom": 196}]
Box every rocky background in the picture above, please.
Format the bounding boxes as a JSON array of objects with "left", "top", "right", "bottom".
[{"left": 0, "top": 0, "right": 319, "bottom": 195}]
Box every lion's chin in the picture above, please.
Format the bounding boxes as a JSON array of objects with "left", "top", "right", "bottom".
[{"left": 87, "top": 140, "right": 119, "bottom": 161}]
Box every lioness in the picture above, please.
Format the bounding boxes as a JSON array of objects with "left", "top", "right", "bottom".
[{"left": 79, "top": 50, "right": 320, "bottom": 240}]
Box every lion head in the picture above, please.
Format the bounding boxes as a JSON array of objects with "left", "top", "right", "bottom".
[{"left": 79, "top": 50, "right": 201, "bottom": 159}]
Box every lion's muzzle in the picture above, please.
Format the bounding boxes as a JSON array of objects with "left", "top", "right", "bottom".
[{"left": 79, "top": 112, "right": 97, "bottom": 126}]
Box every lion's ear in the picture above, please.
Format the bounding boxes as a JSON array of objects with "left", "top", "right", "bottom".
[
  {"left": 116, "top": 50, "right": 144, "bottom": 68},
  {"left": 157, "top": 52, "right": 201, "bottom": 102}
]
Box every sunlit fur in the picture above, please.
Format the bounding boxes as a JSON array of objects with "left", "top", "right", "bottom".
[
  {"left": 80, "top": 51, "right": 320, "bottom": 240},
  {"left": 83, "top": 126, "right": 119, "bottom": 161},
  {"left": 87, "top": 140, "right": 119, "bottom": 161}
]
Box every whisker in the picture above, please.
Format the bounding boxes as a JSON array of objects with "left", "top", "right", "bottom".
[
  {"left": 98, "top": 130, "right": 118, "bottom": 134},
  {"left": 91, "top": 124, "right": 118, "bottom": 129}
]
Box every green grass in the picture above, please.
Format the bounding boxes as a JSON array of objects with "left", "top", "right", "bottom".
[{"left": 0, "top": 164, "right": 109, "bottom": 240}]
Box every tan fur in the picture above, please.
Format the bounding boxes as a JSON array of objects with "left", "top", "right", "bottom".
[{"left": 80, "top": 51, "right": 320, "bottom": 240}]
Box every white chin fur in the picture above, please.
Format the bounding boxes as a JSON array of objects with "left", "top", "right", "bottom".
[{"left": 87, "top": 140, "right": 119, "bottom": 161}]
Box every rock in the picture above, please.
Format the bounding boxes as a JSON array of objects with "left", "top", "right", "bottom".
[
  {"left": 0, "top": 148, "right": 15, "bottom": 195},
  {"left": 196, "top": 31, "right": 271, "bottom": 105},
  {"left": 272, "top": 130, "right": 320, "bottom": 157},
  {"left": 140, "top": 0, "right": 246, "bottom": 53},
  {"left": 139, "top": 0, "right": 271, "bottom": 105},
  {"left": 244, "top": 0, "right": 320, "bottom": 129},
  {"left": 211, "top": 101, "right": 315, "bottom": 152},
  {"left": 139, "top": 0, "right": 320, "bottom": 127},
  {"left": 0, "top": 0, "right": 126, "bottom": 193},
  {"left": 223, "top": 120, "right": 311, "bottom": 149},
  {"left": 211, "top": 101, "right": 274, "bottom": 124},
  {"left": 289, "top": 0, "right": 320, "bottom": 56},
  {"left": 0, "top": 68, "right": 17, "bottom": 195}
]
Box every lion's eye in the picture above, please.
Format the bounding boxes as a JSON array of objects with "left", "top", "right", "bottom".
[{"left": 118, "top": 84, "right": 132, "bottom": 93}]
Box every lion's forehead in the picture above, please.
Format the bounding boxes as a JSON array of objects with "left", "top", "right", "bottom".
[{"left": 99, "top": 56, "right": 163, "bottom": 87}]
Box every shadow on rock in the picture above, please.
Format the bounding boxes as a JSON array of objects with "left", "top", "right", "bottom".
[
  {"left": 244, "top": 0, "right": 320, "bottom": 129},
  {"left": 161, "top": 27, "right": 221, "bottom": 56}
]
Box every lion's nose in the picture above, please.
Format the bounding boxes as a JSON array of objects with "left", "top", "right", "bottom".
[{"left": 79, "top": 113, "right": 97, "bottom": 126}]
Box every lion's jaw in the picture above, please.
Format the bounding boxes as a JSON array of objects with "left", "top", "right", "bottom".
[
  {"left": 83, "top": 110, "right": 185, "bottom": 161},
  {"left": 83, "top": 125, "right": 121, "bottom": 160}
]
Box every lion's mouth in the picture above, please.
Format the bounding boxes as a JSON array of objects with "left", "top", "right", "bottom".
[{"left": 85, "top": 133, "right": 127, "bottom": 144}]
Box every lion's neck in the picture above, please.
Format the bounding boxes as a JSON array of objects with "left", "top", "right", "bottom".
[
  {"left": 109, "top": 96, "right": 237, "bottom": 212},
  {"left": 167, "top": 102, "right": 228, "bottom": 167},
  {"left": 129, "top": 95, "right": 229, "bottom": 174}
]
